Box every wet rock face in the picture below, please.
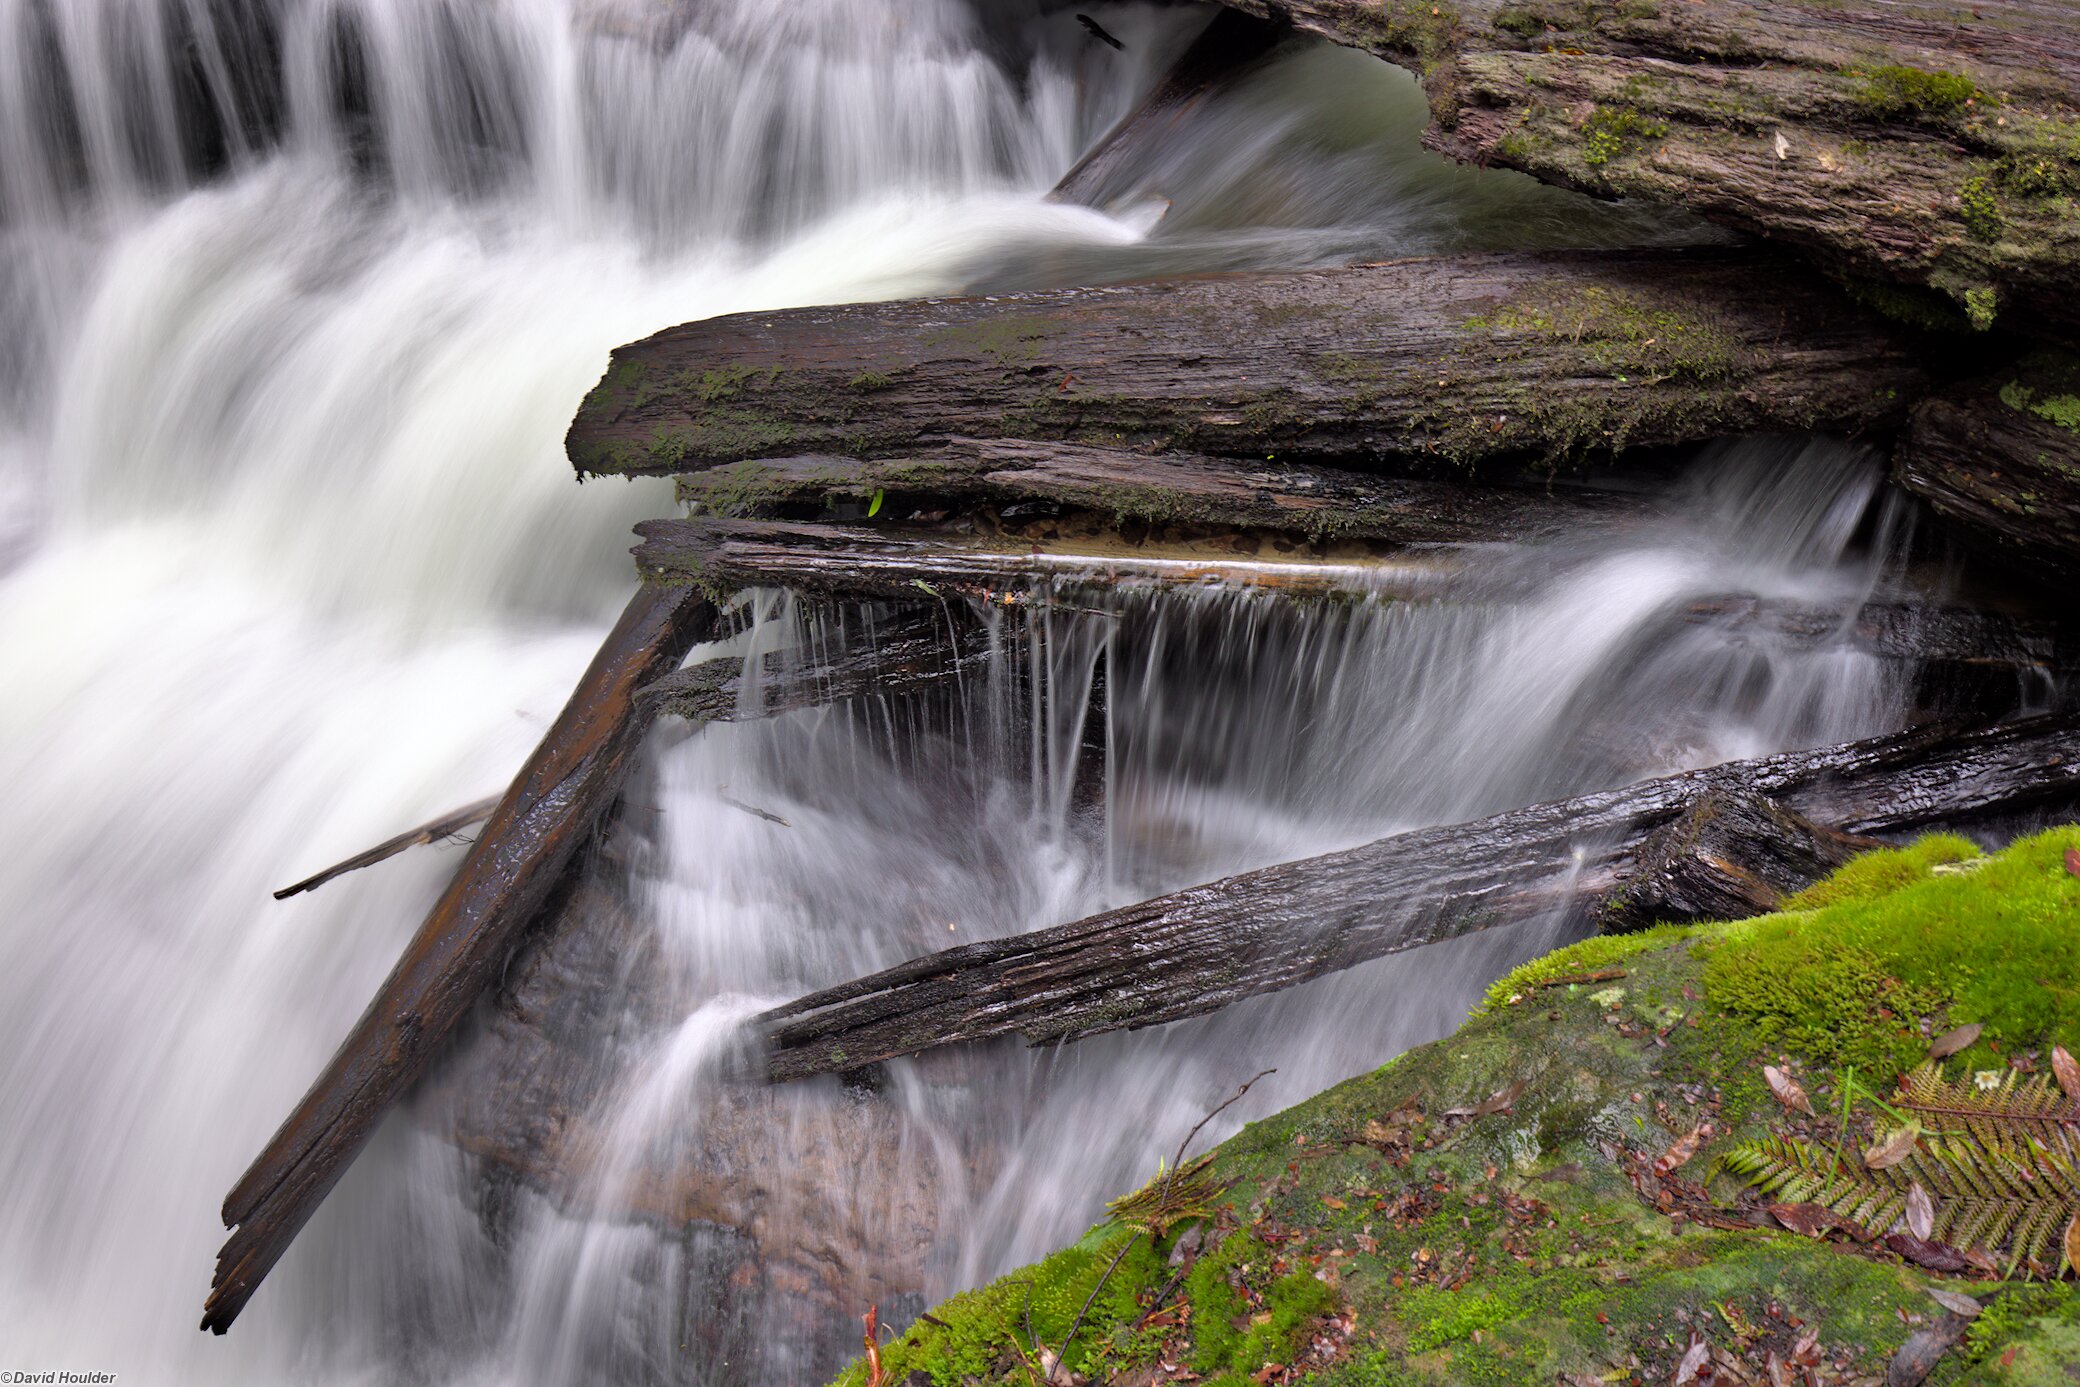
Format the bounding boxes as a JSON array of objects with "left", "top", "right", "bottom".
[{"left": 424, "top": 862, "right": 958, "bottom": 1380}]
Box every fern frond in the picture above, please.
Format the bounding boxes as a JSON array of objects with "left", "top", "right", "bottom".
[
  {"left": 1105, "top": 1152, "right": 1225, "bottom": 1237},
  {"left": 1728, "top": 1118, "right": 2080, "bottom": 1279},
  {"left": 1896, "top": 1062, "right": 2080, "bottom": 1159}
]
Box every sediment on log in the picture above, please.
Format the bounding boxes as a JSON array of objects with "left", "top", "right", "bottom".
[
  {"left": 1049, "top": 9, "right": 1288, "bottom": 206},
  {"left": 566, "top": 247, "right": 1923, "bottom": 478},
  {"left": 755, "top": 712, "right": 2080, "bottom": 1081},
  {"left": 1896, "top": 351, "right": 2080, "bottom": 579},
  {"left": 1207, "top": 0, "right": 2080, "bottom": 333},
  {"left": 203, "top": 582, "right": 718, "bottom": 1334}
]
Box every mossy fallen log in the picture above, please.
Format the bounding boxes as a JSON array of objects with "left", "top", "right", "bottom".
[
  {"left": 566, "top": 247, "right": 1923, "bottom": 479},
  {"left": 203, "top": 581, "right": 718, "bottom": 1334},
  {"left": 817, "top": 828, "right": 2080, "bottom": 1387},
  {"left": 1897, "top": 350, "right": 2080, "bottom": 579},
  {"left": 756, "top": 713, "right": 2080, "bottom": 1082},
  {"left": 1209, "top": 0, "right": 2080, "bottom": 334}
]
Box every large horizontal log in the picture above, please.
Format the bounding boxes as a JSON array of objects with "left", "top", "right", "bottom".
[
  {"left": 204, "top": 582, "right": 718, "bottom": 1334},
  {"left": 755, "top": 713, "right": 2080, "bottom": 1081},
  {"left": 567, "top": 247, "right": 1923, "bottom": 478},
  {"left": 1210, "top": 0, "right": 2080, "bottom": 334},
  {"left": 1896, "top": 353, "right": 2080, "bottom": 580},
  {"left": 674, "top": 440, "right": 1650, "bottom": 544}
]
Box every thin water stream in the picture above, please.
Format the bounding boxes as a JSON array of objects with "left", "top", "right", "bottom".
[{"left": 0, "top": 2, "right": 2007, "bottom": 1383}]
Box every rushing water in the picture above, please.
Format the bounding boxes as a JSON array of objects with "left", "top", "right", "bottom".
[{"left": 0, "top": 1, "right": 1991, "bottom": 1383}]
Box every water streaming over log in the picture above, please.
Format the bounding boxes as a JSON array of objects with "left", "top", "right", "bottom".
[{"left": 0, "top": 1, "right": 2004, "bottom": 1383}]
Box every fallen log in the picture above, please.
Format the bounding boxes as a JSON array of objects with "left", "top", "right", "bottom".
[
  {"left": 204, "top": 581, "right": 718, "bottom": 1334},
  {"left": 1208, "top": 0, "right": 2080, "bottom": 333},
  {"left": 755, "top": 713, "right": 2080, "bottom": 1081},
  {"left": 673, "top": 440, "right": 1651, "bottom": 544},
  {"left": 566, "top": 247, "right": 1923, "bottom": 479},
  {"left": 1049, "top": 9, "right": 1287, "bottom": 207},
  {"left": 1895, "top": 352, "right": 2080, "bottom": 580}
]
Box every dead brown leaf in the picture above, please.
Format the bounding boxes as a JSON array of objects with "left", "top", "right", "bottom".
[
  {"left": 2053, "top": 1045, "right": 2080, "bottom": 1103},
  {"left": 1655, "top": 1123, "right": 1710, "bottom": 1176},
  {"left": 2066, "top": 846, "right": 2080, "bottom": 880},
  {"left": 1929, "top": 1023, "right": 1983, "bottom": 1059},
  {"left": 1926, "top": 1287, "right": 1982, "bottom": 1319},
  {"left": 1905, "top": 1181, "right": 1935, "bottom": 1240},
  {"left": 1771, "top": 1202, "right": 1855, "bottom": 1239},
  {"left": 1674, "top": 1332, "right": 1711, "bottom": 1385},
  {"left": 1764, "top": 1064, "right": 1814, "bottom": 1116},
  {"left": 1865, "top": 1123, "right": 1922, "bottom": 1170},
  {"left": 1885, "top": 1233, "right": 1973, "bottom": 1274},
  {"left": 2065, "top": 1209, "right": 2080, "bottom": 1277},
  {"left": 863, "top": 1305, "right": 884, "bottom": 1387}
]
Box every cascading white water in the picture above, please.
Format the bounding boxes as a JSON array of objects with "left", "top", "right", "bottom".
[{"left": 0, "top": 1, "right": 1975, "bottom": 1383}]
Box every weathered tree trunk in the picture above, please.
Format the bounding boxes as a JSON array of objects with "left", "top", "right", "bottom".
[
  {"left": 567, "top": 247, "right": 1923, "bottom": 479},
  {"left": 1049, "top": 9, "right": 1288, "bottom": 206},
  {"left": 1207, "top": 0, "right": 2080, "bottom": 334},
  {"left": 674, "top": 440, "right": 1650, "bottom": 544},
  {"left": 756, "top": 713, "right": 2080, "bottom": 1081},
  {"left": 204, "top": 582, "right": 718, "bottom": 1334},
  {"left": 1896, "top": 354, "right": 2080, "bottom": 580}
]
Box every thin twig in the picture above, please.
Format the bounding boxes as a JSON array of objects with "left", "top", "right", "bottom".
[
  {"left": 1051, "top": 1068, "right": 1278, "bottom": 1376},
  {"left": 273, "top": 793, "right": 502, "bottom": 899}
]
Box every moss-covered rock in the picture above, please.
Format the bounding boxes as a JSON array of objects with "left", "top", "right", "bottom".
[{"left": 834, "top": 827, "right": 2080, "bottom": 1387}]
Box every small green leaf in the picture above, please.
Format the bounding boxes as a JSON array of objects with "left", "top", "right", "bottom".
[{"left": 867, "top": 488, "right": 885, "bottom": 518}]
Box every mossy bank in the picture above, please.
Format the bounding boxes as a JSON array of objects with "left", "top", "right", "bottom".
[{"left": 830, "top": 827, "right": 2080, "bottom": 1387}]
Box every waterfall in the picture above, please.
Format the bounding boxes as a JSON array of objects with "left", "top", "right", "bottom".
[{"left": 0, "top": 1, "right": 1982, "bottom": 1384}]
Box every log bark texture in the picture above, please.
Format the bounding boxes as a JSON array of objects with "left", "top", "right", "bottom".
[
  {"left": 1209, "top": 0, "right": 2080, "bottom": 332},
  {"left": 567, "top": 248, "right": 1923, "bottom": 478},
  {"left": 674, "top": 440, "right": 1650, "bottom": 544},
  {"left": 1896, "top": 353, "right": 2080, "bottom": 579},
  {"left": 756, "top": 713, "right": 2080, "bottom": 1081},
  {"left": 204, "top": 581, "right": 718, "bottom": 1334}
]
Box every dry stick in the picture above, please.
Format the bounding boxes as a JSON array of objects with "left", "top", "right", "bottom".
[
  {"left": 272, "top": 795, "right": 503, "bottom": 900},
  {"left": 1051, "top": 1069, "right": 1278, "bottom": 1373},
  {"left": 203, "top": 581, "right": 718, "bottom": 1334}
]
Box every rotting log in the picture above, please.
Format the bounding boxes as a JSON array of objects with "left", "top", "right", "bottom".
[
  {"left": 1896, "top": 352, "right": 2080, "bottom": 580},
  {"left": 755, "top": 712, "right": 2080, "bottom": 1081},
  {"left": 674, "top": 440, "right": 1652, "bottom": 545},
  {"left": 1206, "top": 0, "right": 2080, "bottom": 333},
  {"left": 566, "top": 247, "right": 1924, "bottom": 479},
  {"left": 1595, "top": 788, "right": 1881, "bottom": 933},
  {"left": 204, "top": 581, "right": 718, "bottom": 1334},
  {"left": 1049, "top": 9, "right": 1288, "bottom": 207}
]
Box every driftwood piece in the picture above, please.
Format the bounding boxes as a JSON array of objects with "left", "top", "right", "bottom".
[
  {"left": 1208, "top": 0, "right": 2080, "bottom": 332},
  {"left": 1596, "top": 789, "right": 1881, "bottom": 932},
  {"left": 674, "top": 440, "right": 1651, "bottom": 544},
  {"left": 272, "top": 796, "right": 502, "bottom": 900},
  {"left": 204, "top": 581, "right": 718, "bottom": 1334},
  {"left": 1049, "top": 9, "right": 1287, "bottom": 206},
  {"left": 1896, "top": 353, "right": 2080, "bottom": 580},
  {"left": 567, "top": 247, "right": 1923, "bottom": 479},
  {"left": 756, "top": 713, "right": 2080, "bottom": 1081}
]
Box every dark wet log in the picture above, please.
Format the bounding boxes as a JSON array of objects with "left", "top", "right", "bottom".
[
  {"left": 567, "top": 247, "right": 1923, "bottom": 479},
  {"left": 1049, "top": 10, "right": 1287, "bottom": 206},
  {"left": 756, "top": 713, "right": 2080, "bottom": 1081},
  {"left": 204, "top": 582, "right": 718, "bottom": 1334},
  {"left": 1209, "top": 0, "right": 2080, "bottom": 333},
  {"left": 1677, "top": 595, "right": 2070, "bottom": 670},
  {"left": 635, "top": 515, "right": 1470, "bottom": 603},
  {"left": 1896, "top": 354, "right": 2080, "bottom": 580},
  {"left": 272, "top": 795, "right": 503, "bottom": 900},
  {"left": 641, "top": 603, "right": 1002, "bottom": 726},
  {"left": 674, "top": 440, "right": 1650, "bottom": 544},
  {"left": 1596, "top": 789, "right": 1880, "bottom": 933}
]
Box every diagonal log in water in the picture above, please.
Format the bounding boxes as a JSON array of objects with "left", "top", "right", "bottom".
[
  {"left": 756, "top": 713, "right": 2080, "bottom": 1082},
  {"left": 204, "top": 582, "right": 719, "bottom": 1334},
  {"left": 565, "top": 247, "right": 1925, "bottom": 480}
]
